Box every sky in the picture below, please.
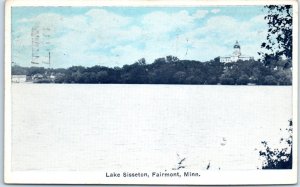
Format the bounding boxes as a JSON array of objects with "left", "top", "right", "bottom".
[{"left": 12, "top": 6, "right": 269, "bottom": 68}]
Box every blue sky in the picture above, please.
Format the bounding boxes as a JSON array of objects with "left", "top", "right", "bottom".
[{"left": 12, "top": 6, "right": 269, "bottom": 68}]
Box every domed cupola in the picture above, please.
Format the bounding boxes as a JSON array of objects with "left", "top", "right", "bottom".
[
  {"left": 234, "top": 41, "right": 240, "bottom": 49},
  {"left": 220, "top": 40, "right": 254, "bottom": 63},
  {"left": 233, "top": 40, "right": 241, "bottom": 57}
]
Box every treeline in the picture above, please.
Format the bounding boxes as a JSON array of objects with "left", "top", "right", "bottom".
[{"left": 12, "top": 56, "right": 292, "bottom": 85}]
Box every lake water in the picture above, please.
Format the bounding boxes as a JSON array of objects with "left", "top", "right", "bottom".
[{"left": 11, "top": 84, "right": 292, "bottom": 171}]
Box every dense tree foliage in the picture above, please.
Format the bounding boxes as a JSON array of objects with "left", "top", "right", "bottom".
[
  {"left": 259, "top": 120, "right": 293, "bottom": 169},
  {"left": 259, "top": 5, "right": 293, "bottom": 67},
  {"left": 12, "top": 55, "right": 292, "bottom": 85}
]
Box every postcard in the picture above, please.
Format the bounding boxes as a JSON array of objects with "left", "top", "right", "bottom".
[{"left": 4, "top": 0, "right": 298, "bottom": 184}]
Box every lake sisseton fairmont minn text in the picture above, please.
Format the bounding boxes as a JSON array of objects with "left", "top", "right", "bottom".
[{"left": 106, "top": 171, "right": 201, "bottom": 178}]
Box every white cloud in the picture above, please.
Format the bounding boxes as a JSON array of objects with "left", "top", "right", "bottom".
[
  {"left": 142, "top": 10, "right": 195, "bottom": 35},
  {"left": 211, "top": 9, "right": 220, "bottom": 14},
  {"left": 86, "top": 9, "right": 131, "bottom": 29},
  {"left": 193, "top": 10, "right": 209, "bottom": 19},
  {"left": 13, "top": 9, "right": 138, "bottom": 67},
  {"left": 157, "top": 14, "right": 268, "bottom": 62},
  {"left": 12, "top": 8, "right": 268, "bottom": 67}
]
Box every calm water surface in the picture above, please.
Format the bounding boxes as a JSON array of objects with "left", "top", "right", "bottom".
[{"left": 11, "top": 84, "right": 292, "bottom": 171}]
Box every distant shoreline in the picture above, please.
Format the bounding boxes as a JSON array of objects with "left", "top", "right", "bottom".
[{"left": 11, "top": 56, "right": 292, "bottom": 86}]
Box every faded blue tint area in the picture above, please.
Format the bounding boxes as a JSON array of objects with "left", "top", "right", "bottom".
[
  {"left": 12, "top": 6, "right": 268, "bottom": 68},
  {"left": 12, "top": 6, "right": 264, "bottom": 20}
]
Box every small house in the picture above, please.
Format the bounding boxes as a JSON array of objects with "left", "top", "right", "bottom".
[{"left": 11, "top": 75, "right": 27, "bottom": 83}]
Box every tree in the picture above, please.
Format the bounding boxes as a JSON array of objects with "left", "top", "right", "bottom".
[
  {"left": 54, "top": 73, "right": 65, "bottom": 83},
  {"left": 97, "top": 70, "right": 109, "bottom": 83},
  {"left": 259, "top": 120, "right": 293, "bottom": 169},
  {"left": 236, "top": 74, "right": 249, "bottom": 85},
  {"left": 11, "top": 65, "right": 27, "bottom": 75},
  {"left": 260, "top": 5, "right": 293, "bottom": 66},
  {"left": 263, "top": 75, "right": 277, "bottom": 85},
  {"left": 166, "top": 55, "right": 179, "bottom": 63},
  {"left": 219, "top": 70, "right": 235, "bottom": 85},
  {"left": 27, "top": 66, "right": 46, "bottom": 76},
  {"left": 173, "top": 71, "right": 186, "bottom": 84},
  {"left": 136, "top": 58, "right": 146, "bottom": 65}
]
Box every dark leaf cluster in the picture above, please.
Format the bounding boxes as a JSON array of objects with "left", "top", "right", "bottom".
[
  {"left": 260, "top": 5, "right": 292, "bottom": 65},
  {"left": 259, "top": 120, "right": 293, "bottom": 169}
]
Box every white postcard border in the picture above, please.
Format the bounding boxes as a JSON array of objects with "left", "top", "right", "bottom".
[{"left": 4, "top": 0, "right": 298, "bottom": 184}]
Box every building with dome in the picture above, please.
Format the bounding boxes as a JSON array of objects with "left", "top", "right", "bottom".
[{"left": 220, "top": 41, "right": 254, "bottom": 63}]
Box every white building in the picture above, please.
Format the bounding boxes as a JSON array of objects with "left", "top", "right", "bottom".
[
  {"left": 220, "top": 41, "right": 254, "bottom": 63},
  {"left": 12, "top": 75, "right": 27, "bottom": 83}
]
